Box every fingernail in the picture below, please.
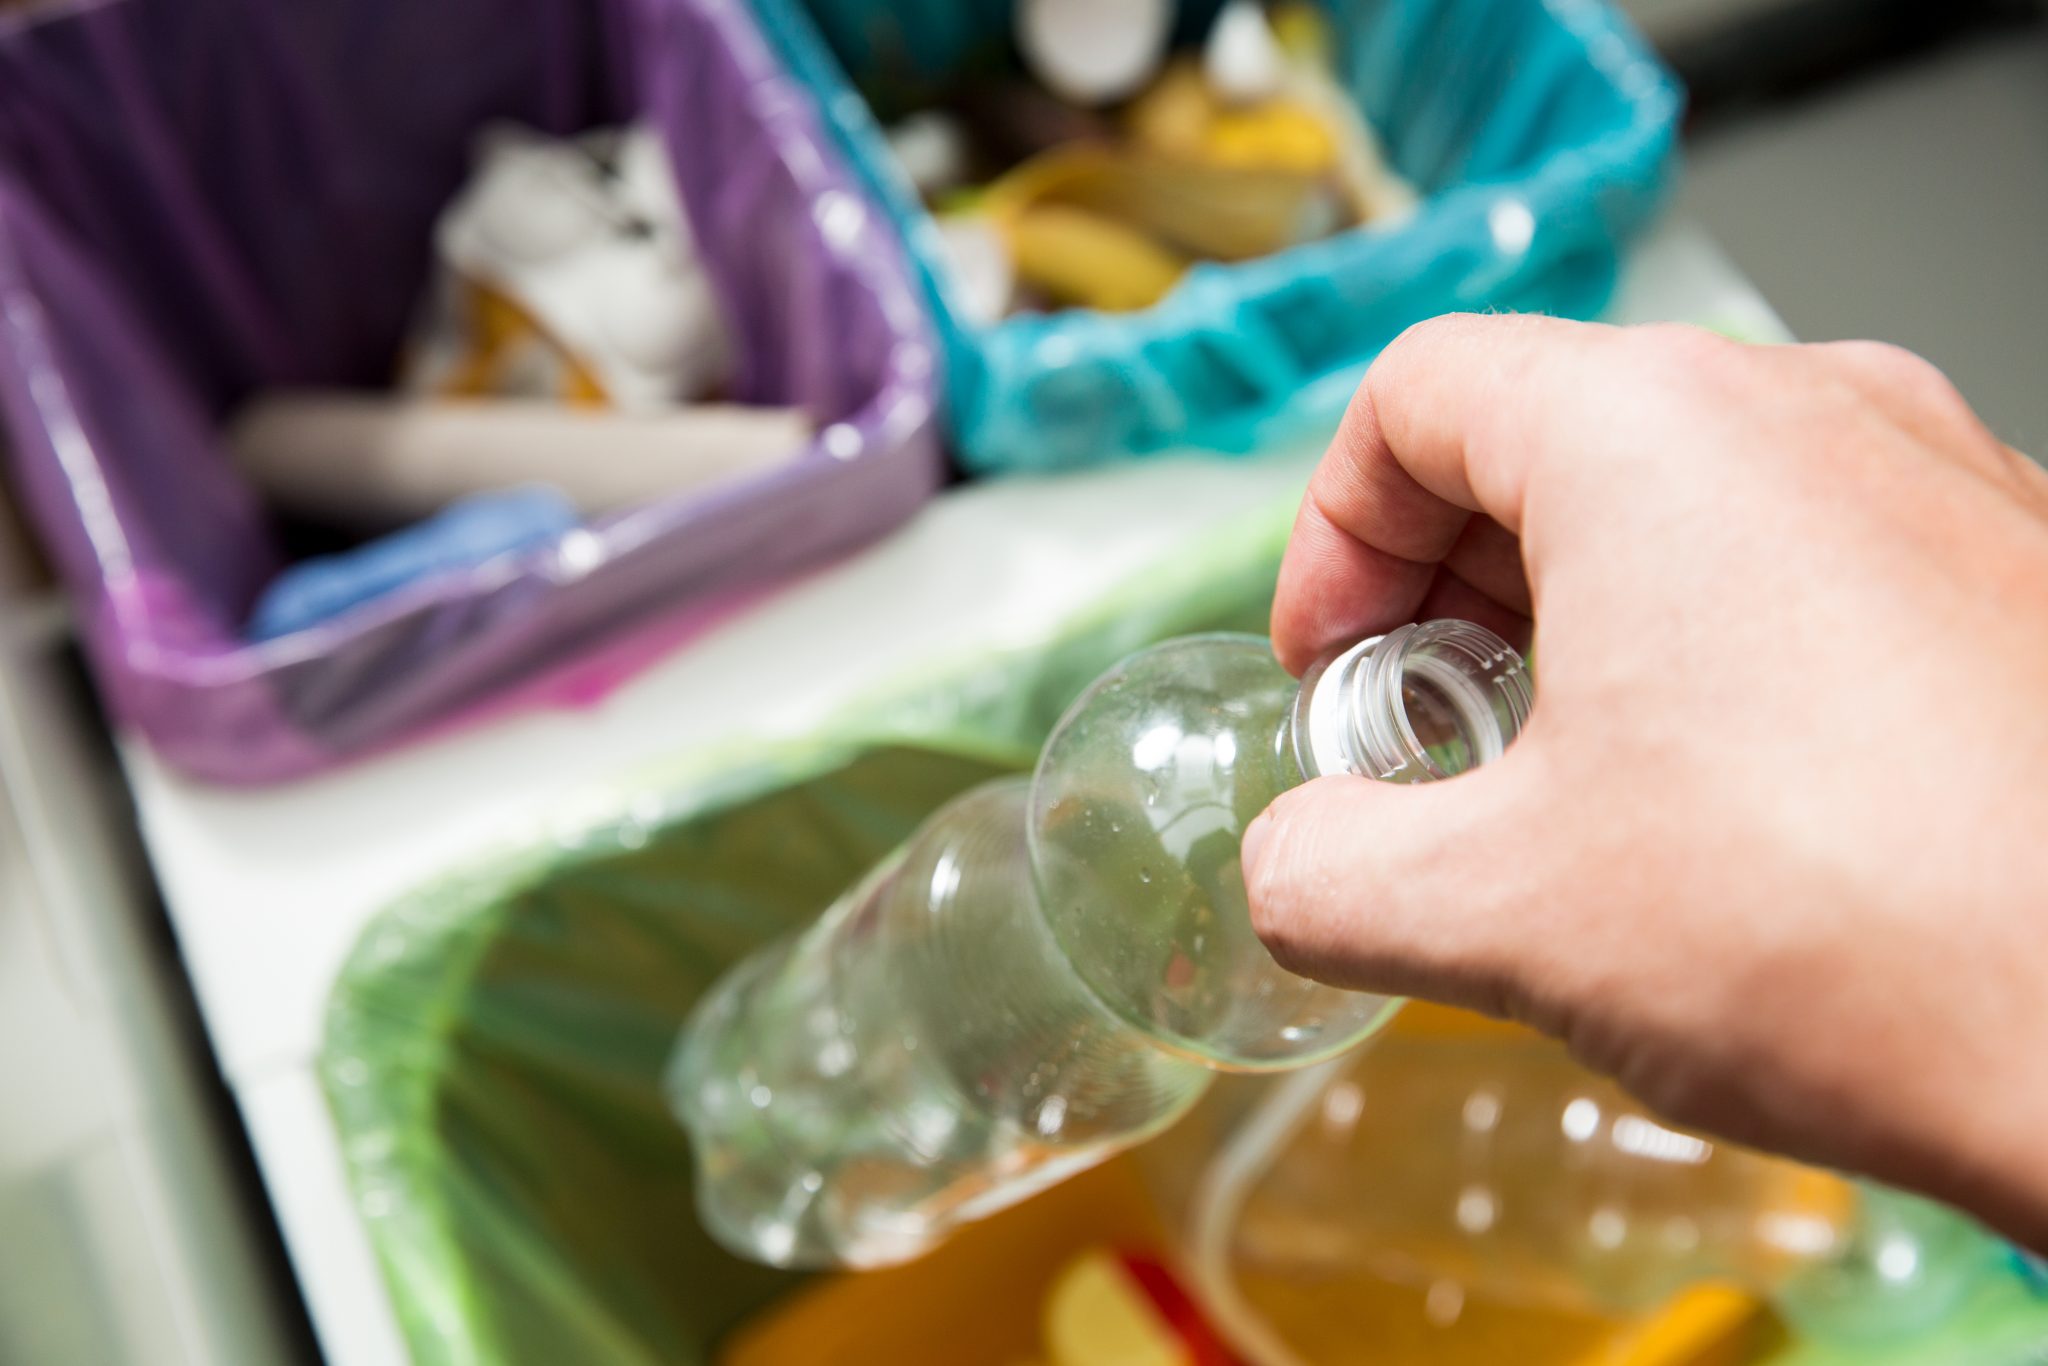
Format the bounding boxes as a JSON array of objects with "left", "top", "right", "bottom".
[{"left": 1241, "top": 810, "right": 1275, "bottom": 882}]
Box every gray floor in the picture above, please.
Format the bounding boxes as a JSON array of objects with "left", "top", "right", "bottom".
[{"left": 1678, "top": 26, "right": 2048, "bottom": 452}]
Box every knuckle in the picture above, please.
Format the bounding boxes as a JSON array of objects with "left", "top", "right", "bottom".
[
  {"left": 1607, "top": 325, "right": 1758, "bottom": 424},
  {"left": 1385, "top": 312, "right": 1474, "bottom": 355},
  {"left": 1823, "top": 337, "right": 1929, "bottom": 380},
  {"left": 1306, "top": 434, "right": 1370, "bottom": 508},
  {"left": 1244, "top": 793, "right": 1346, "bottom": 972},
  {"left": 1246, "top": 879, "right": 1322, "bottom": 979},
  {"left": 1256, "top": 922, "right": 1321, "bottom": 981},
  {"left": 1824, "top": 340, "right": 1968, "bottom": 414},
  {"left": 1630, "top": 321, "right": 1743, "bottom": 373},
  {"left": 1245, "top": 866, "right": 1290, "bottom": 946},
  {"left": 1245, "top": 811, "right": 1307, "bottom": 940},
  {"left": 1369, "top": 320, "right": 1439, "bottom": 380},
  {"left": 1373, "top": 312, "right": 1513, "bottom": 377}
]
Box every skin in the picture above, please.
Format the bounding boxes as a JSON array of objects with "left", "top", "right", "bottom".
[{"left": 1240, "top": 314, "right": 2048, "bottom": 1251}]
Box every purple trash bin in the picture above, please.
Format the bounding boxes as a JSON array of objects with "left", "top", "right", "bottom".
[{"left": 0, "top": 0, "right": 942, "bottom": 783}]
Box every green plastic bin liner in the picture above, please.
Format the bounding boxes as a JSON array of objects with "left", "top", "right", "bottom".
[
  {"left": 322, "top": 502, "right": 2048, "bottom": 1364},
  {"left": 320, "top": 500, "right": 1296, "bottom": 1365}
]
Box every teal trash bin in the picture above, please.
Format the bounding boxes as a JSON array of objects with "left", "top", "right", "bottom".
[{"left": 752, "top": 0, "right": 1683, "bottom": 473}]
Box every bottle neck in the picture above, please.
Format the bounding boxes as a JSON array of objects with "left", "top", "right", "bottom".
[{"left": 1289, "top": 620, "right": 1533, "bottom": 783}]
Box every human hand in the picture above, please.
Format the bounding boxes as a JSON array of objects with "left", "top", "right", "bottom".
[{"left": 1242, "top": 315, "right": 2048, "bottom": 1249}]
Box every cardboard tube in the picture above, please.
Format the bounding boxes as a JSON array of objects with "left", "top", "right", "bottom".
[{"left": 229, "top": 391, "right": 812, "bottom": 527}]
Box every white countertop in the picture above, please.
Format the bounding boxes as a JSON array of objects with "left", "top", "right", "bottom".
[{"left": 121, "top": 220, "right": 1787, "bottom": 1366}]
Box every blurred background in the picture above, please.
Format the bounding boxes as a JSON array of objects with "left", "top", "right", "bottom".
[
  {"left": 0, "top": 0, "right": 2043, "bottom": 1364},
  {"left": 1653, "top": 0, "right": 2048, "bottom": 448}
]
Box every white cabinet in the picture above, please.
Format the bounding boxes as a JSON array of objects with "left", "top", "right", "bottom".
[{"left": 0, "top": 492, "right": 301, "bottom": 1365}]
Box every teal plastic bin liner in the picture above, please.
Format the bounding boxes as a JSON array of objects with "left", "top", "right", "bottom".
[
  {"left": 750, "top": 0, "right": 1683, "bottom": 473},
  {"left": 321, "top": 498, "right": 2048, "bottom": 1365}
]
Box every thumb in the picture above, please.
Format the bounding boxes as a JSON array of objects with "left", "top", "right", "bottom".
[{"left": 1242, "top": 756, "right": 1561, "bottom": 1020}]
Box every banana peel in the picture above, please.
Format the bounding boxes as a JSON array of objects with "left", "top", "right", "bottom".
[
  {"left": 1004, "top": 203, "right": 1187, "bottom": 311},
  {"left": 985, "top": 143, "right": 1337, "bottom": 264}
]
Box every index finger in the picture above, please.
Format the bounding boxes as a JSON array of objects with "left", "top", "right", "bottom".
[{"left": 1271, "top": 313, "right": 1613, "bottom": 673}]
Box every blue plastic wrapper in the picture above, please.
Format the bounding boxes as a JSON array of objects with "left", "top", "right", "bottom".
[
  {"left": 754, "top": 0, "right": 1683, "bottom": 473},
  {"left": 0, "top": 0, "right": 942, "bottom": 783},
  {"left": 248, "top": 489, "right": 582, "bottom": 642}
]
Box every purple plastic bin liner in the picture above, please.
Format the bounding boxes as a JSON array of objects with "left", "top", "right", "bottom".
[{"left": 0, "top": 0, "right": 941, "bottom": 784}]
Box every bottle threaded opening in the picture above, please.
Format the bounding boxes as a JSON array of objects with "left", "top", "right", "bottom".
[{"left": 1296, "top": 620, "right": 1532, "bottom": 782}]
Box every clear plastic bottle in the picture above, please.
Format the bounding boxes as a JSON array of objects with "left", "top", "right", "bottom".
[
  {"left": 1175, "top": 1025, "right": 2004, "bottom": 1366},
  {"left": 669, "top": 620, "right": 1533, "bottom": 1267}
]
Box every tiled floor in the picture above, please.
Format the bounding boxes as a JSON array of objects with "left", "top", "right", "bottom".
[{"left": 1679, "top": 24, "right": 2048, "bottom": 452}]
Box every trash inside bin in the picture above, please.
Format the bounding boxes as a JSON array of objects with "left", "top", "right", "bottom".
[
  {"left": 0, "top": 0, "right": 942, "bottom": 783},
  {"left": 752, "top": 0, "right": 1682, "bottom": 473}
]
